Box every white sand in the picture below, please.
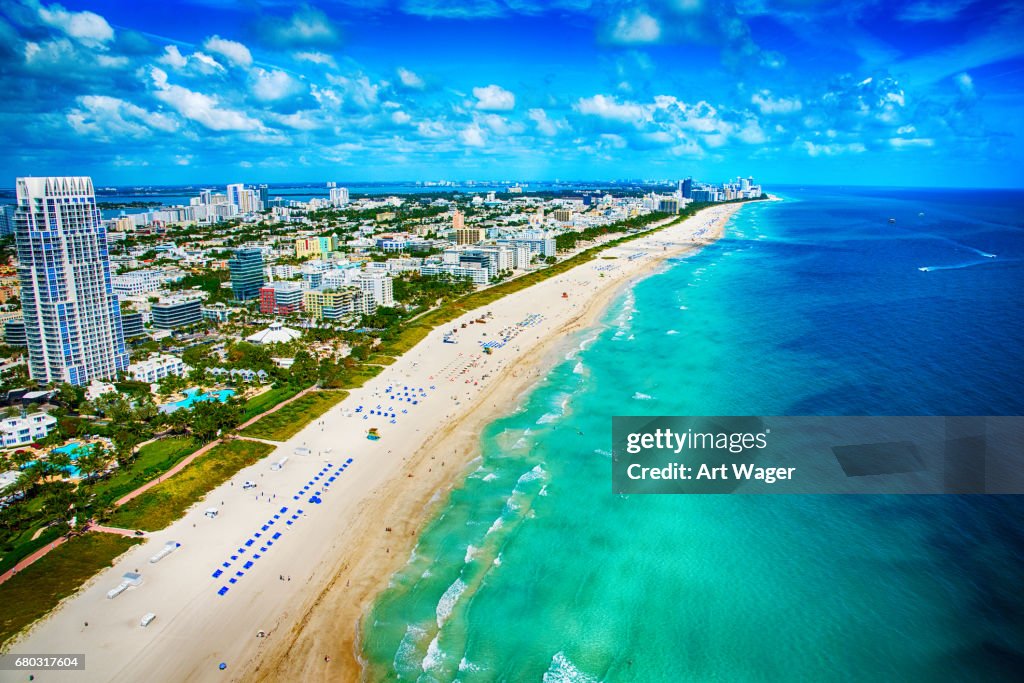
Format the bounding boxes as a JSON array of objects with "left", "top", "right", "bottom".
[{"left": 1, "top": 203, "right": 741, "bottom": 683}]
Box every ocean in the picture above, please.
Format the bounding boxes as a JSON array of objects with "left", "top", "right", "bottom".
[{"left": 360, "top": 187, "right": 1024, "bottom": 681}]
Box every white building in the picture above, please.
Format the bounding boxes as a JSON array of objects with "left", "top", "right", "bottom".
[
  {"left": 356, "top": 270, "right": 395, "bottom": 307},
  {"left": 1, "top": 412, "right": 58, "bottom": 447},
  {"left": 127, "top": 354, "right": 190, "bottom": 384},
  {"left": 14, "top": 176, "right": 130, "bottom": 386},
  {"left": 329, "top": 187, "right": 350, "bottom": 207}
]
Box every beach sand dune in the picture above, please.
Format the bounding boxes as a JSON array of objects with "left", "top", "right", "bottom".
[{"left": 2, "top": 203, "right": 740, "bottom": 683}]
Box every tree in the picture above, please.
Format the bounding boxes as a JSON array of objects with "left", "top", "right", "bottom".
[
  {"left": 56, "top": 383, "right": 86, "bottom": 411},
  {"left": 76, "top": 444, "right": 111, "bottom": 484},
  {"left": 112, "top": 429, "right": 141, "bottom": 468}
]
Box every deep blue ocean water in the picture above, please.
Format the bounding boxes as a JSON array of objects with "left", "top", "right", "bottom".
[{"left": 361, "top": 187, "right": 1024, "bottom": 681}]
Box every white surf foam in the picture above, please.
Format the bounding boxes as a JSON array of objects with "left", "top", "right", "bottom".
[
  {"left": 542, "top": 652, "right": 599, "bottom": 683},
  {"left": 435, "top": 578, "right": 467, "bottom": 628},
  {"left": 632, "top": 392, "right": 654, "bottom": 400}
]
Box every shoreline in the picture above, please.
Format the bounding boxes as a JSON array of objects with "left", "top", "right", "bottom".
[
  {"left": 247, "top": 204, "right": 739, "bottom": 682},
  {"left": 2, "top": 202, "right": 743, "bottom": 683}
]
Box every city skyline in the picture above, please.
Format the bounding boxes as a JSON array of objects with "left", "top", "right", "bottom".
[{"left": 1, "top": 0, "right": 1022, "bottom": 187}]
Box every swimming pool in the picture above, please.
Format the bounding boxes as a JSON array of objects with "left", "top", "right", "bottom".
[
  {"left": 161, "top": 387, "right": 236, "bottom": 412},
  {"left": 31, "top": 441, "right": 92, "bottom": 478}
]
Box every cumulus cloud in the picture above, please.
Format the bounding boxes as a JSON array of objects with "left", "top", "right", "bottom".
[
  {"left": 294, "top": 51, "right": 337, "bottom": 67},
  {"left": 460, "top": 123, "right": 487, "bottom": 147},
  {"left": 203, "top": 35, "right": 252, "bottom": 68},
  {"left": 751, "top": 90, "right": 802, "bottom": 114},
  {"left": 801, "top": 140, "right": 867, "bottom": 156},
  {"left": 158, "top": 45, "right": 225, "bottom": 75},
  {"left": 527, "top": 108, "right": 566, "bottom": 136},
  {"left": 889, "top": 137, "right": 935, "bottom": 148},
  {"left": 66, "top": 95, "right": 178, "bottom": 139},
  {"left": 575, "top": 94, "right": 647, "bottom": 124},
  {"left": 250, "top": 68, "right": 305, "bottom": 101},
  {"left": 397, "top": 67, "right": 425, "bottom": 89},
  {"left": 37, "top": 2, "right": 114, "bottom": 47},
  {"left": 473, "top": 84, "right": 515, "bottom": 111},
  {"left": 609, "top": 10, "right": 662, "bottom": 44},
  {"left": 260, "top": 7, "right": 340, "bottom": 47},
  {"left": 150, "top": 66, "right": 264, "bottom": 132}
]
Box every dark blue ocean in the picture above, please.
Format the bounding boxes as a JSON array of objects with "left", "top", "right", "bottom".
[{"left": 360, "top": 187, "right": 1024, "bottom": 681}]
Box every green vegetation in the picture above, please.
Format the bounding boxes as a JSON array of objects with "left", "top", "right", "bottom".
[
  {"left": 0, "top": 533, "right": 143, "bottom": 648},
  {"left": 553, "top": 210, "right": 670, "bottom": 251},
  {"left": 88, "top": 438, "right": 198, "bottom": 509},
  {"left": 107, "top": 440, "right": 274, "bottom": 531},
  {"left": 242, "top": 385, "right": 302, "bottom": 420},
  {"left": 241, "top": 391, "right": 348, "bottom": 441}
]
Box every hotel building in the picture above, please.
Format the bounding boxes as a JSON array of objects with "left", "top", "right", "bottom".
[{"left": 14, "top": 176, "right": 129, "bottom": 386}]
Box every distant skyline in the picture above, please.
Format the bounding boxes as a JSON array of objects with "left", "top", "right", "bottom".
[{"left": 1, "top": 1, "right": 1022, "bottom": 187}]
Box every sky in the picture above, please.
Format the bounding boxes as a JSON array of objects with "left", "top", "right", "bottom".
[{"left": 1, "top": 0, "right": 1022, "bottom": 187}]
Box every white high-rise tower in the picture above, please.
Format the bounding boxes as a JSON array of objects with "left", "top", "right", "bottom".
[{"left": 14, "top": 176, "right": 129, "bottom": 386}]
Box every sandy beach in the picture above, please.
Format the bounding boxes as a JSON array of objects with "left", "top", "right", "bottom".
[{"left": 2, "top": 202, "right": 741, "bottom": 683}]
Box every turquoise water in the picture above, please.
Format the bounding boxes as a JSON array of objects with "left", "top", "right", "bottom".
[
  {"left": 166, "top": 387, "right": 235, "bottom": 410},
  {"left": 41, "top": 441, "right": 91, "bottom": 478},
  {"left": 361, "top": 189, "right": 1024, "bottom": 681}
]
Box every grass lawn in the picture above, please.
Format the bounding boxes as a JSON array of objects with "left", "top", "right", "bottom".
[
  {"left": 242, "top": 385, "right": 303, "bottom": 420},
  {"left": 106, "top": 440, "right": 274, "bottom": 532},
  {"left": 241, "top": 391, "right": 348, "bottom": 441},
  {"left": 0, "top": 533, "right": 142, "bottom": 648},
  {"left": 89, "top": 437, "right": 198, "bottom": 507},
  {"left": 0, "top": 526, "right": 65, "bottom": 577}
]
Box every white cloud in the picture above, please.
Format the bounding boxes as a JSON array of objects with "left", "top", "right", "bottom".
[
  {"left": 203, "top": 35, "right": 252, "bottom": 68},
  {"left": 251, "top": 68, "right": 304, "bottom": 101},
  {"left": 751, "top": 90, "right": 802, "bottom": 115},
  {"left": 460, "top": 123, "right": 487, "bottom": 147},
  {"left": 326, "top": 74, "right": 381, "bottom": 109},
  {"left": 575, "top": 94, "right": 647, "bottom": 123},
  {"left": 391, "top": 110, "right": 412, "bottom": 125},
  {"left": 802, "top": 141, "right": 867, "bottom": 156},
  {"left": 158, "top": 45, "right": 225, "bottom": 75},
  {"left": 37, "top": 2, "right": 114, "bottom": 47},
  {"left": 158, "top": 45, "right": 188, "bottom": 69},
  {"left": 889, "top": 137, "right": 935, "bottom": 149},
  {"left": 66, "top": 95, "right": 178, "bottom": 139},
  {"left": 397, "top": 67, "right": 425, "bottom": 89},
  {"left": 150, "top": 68, "right": 263, "bottom": 132},
  {"left": 473, "top": 84, "right": 515, "bottom": 111},
  {"left": 294, "top": 51, "right": 337, "bottom": 68},
  {"left": 528, "top": 108, "right": 561, "bottom": 136},
  {"left": 263, "top": 7, "right": 339, "bottom": 47},
  {"left": 609, "top": 10, "right": 662, "bottom": 44},
  {"left": 480, "top": 113, "right": 524, "bottom": 136}
]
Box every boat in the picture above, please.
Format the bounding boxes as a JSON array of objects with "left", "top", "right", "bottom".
[{"left": 888, "top": 218, "right": 896, "bottom": 224}]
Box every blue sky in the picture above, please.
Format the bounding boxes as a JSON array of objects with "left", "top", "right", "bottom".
[{"left": 1, "top": 0, "right": 1022, "bottom": 187}]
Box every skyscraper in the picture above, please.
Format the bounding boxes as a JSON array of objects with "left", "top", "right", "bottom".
[
  {"left": 681, "top": 177, "right": 693, "bottom": 199},
  {"left": 14, "top": 176, "right": 129, "bottom": 386},
  {"left": 258, "top": 184, "right": 269, "bottom": 208},
  {"left": 329, "top": 187, "right": 349, "bottom": 207},
  {"left": 226, "top": 183, "right": 244, "bottom": 211},
  {"left": 229, "top": 247, "right": 265, "bottom": 300}
]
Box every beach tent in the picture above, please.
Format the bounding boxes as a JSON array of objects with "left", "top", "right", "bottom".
[{"left": 205, "top": 507, "right": 219, "bottom": 518}]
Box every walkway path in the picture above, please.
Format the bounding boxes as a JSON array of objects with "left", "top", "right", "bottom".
[
  {"left": 0, "top": 537, "right": 68, "bottom": 586},
  {"left": 0, "top": 387, "right": 319, "bottom": 587}
]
